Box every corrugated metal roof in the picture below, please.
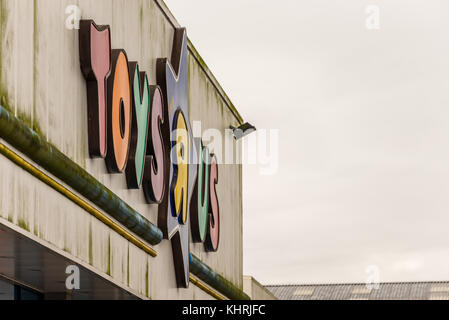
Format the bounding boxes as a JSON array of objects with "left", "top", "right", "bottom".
[{"left": 266, "top": 282, "right": 449, "bottom": 300}]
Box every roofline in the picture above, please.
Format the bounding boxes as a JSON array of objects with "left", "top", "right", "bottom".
[
  {"left": 265, "top": 280, "right": 449, "bottom": 288},
  {"left": 154, "top": 0, "right": 245, "bottom": 125}
]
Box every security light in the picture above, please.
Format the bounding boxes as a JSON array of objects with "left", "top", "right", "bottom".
[{"left": 230, "top": 123, "right": 257, "bottom": 140}]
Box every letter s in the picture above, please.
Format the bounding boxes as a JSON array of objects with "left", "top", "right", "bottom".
[
  {"left": 205, "top": 154, "right": 219, "bottom": 252},
  {"left": 143, "top": 86, "right": 167, "bottom": 204}
]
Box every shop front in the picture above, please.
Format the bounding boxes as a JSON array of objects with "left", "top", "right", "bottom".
[{"left": 0, "top": 0, "right": 258, "bottom": 300}]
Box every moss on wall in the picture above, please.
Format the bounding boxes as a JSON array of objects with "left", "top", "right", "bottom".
[{"left": 18, "top": 218, "right": 30, "bottom": 232}]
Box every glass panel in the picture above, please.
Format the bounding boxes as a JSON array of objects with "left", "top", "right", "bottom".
[
  {"left": 19, "top": 286, "right": 43, "bottom": 300},
  {"left": 0, "top": 279, "right": 14, "bottom": 300}
]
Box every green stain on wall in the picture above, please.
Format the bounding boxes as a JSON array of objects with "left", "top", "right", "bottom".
[
  {"left": 0, "top": 0, "right": 5, "bottom": 94},
  {"left": 187, "top": 40, "right": 244, "bottom": 124},
  {"left": 140, "top": 1, "right": 144, "bottom": 31},
  {"left": 88, "top": 221, "right": 93, "bottom": 265},
  {"left": 145, "top": 259, "right": 149, "bottom": 297},
  {"left": 33, "top": 0, "right": 38, "bottom": 135},
  {"left": 0, "top": 2, "right": 43, "bottom": 141},
  {"left": 18, "top": 218, "right": 30, "bottom": 232},
  {"left": 0, "top": 1, "right": 44, "bottom": 139},
  {"left": 0, "top": 91, "right": 43, "bottom": 138},
  {"left": 16, "top": 109, "right": 43, "bottom": 138},
  {"left": 0, "top": 89, "right": 11, "bottom": 113},
  {"left": 0, "top": 1, "right": 7, "bottom": 117},
  {"left": 33, "top": 194, "right": 39, "bottom": 236},
  {"left": 107, "top": 235, "right": 111, "bottom": 276},
  {"left": 127, "top": 244, "right": 130, "bottom": 286}
]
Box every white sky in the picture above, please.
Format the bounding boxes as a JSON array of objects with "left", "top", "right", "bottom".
[{"left": 164, "top": 0, "right": 449, "bottom": 284}]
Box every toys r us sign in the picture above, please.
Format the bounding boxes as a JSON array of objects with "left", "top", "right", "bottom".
[{"left": 79, "top": 20, "right": 220, "bottom": 288}]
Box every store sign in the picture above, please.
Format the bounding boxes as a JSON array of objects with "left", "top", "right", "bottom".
[{"left": 79, "top": 20, "right": 220, "bottom": 288}]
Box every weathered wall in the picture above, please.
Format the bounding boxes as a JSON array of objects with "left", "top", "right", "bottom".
[{"left": 0, "top": 0, "right": 243, "bottom": 299}]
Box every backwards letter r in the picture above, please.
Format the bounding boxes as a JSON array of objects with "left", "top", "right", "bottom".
[{"left": 79, "top": 20, "right": 111, "bottom": 158}]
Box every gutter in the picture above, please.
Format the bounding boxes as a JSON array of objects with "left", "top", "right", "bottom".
[{"left": 190, "top": 254, "right": 250, "bottom": 300}]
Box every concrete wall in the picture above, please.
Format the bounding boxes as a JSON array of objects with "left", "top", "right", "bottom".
[
  {"left": 0, "top": 0, "right": 243, "bottom": 299},
  {"left": 243, "top": 276, "right": 277, "bottom": 300}
]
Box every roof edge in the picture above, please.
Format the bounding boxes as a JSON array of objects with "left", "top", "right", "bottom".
[
  {"left": 265, "top": 280, "right": 449, "bottom": 288},
  {"left": 154, "top": 0, "right": 245, "bottom": 125}
]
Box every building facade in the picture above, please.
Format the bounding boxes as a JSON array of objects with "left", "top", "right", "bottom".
[{"left": 0, "top": 0, "right": 257, "bottom": 300}]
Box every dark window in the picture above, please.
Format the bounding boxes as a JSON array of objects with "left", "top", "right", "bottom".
[
  {"left": 0, "top": 278, "right": 14, "bottom": 300},
  {"left": 14, "top": 285, "right": 43, "bottom": 300},
  {"left": 0, "top": 278, "right": 42, "bottom": 300}
]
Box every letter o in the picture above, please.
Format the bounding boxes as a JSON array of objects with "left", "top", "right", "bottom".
[{"left": 106, "top": 49, "right": 132, "bottom": 173}]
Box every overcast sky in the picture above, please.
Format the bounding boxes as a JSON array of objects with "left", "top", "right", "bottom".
[{"left": 165, "top": 0, "right": 449, "bottom": 285}]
